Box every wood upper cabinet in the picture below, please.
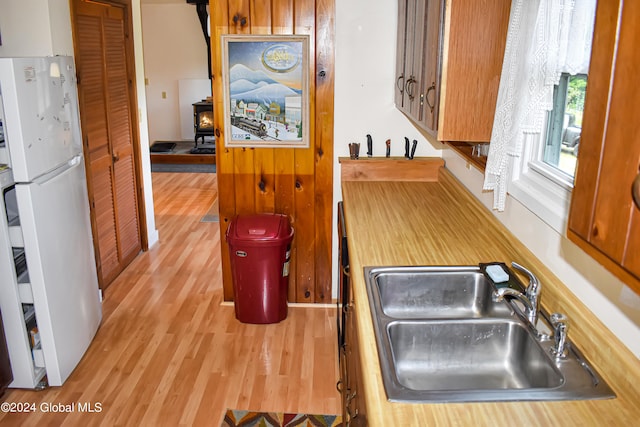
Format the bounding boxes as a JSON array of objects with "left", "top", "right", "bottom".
[
  {"left": 395, "top": 0, "right": 511, "bottom": 142},
  {"left": 567, "top": 0, "right": 640, "bottom": 294}
]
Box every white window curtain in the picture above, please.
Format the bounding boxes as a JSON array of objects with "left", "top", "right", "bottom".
[{"left": 483, "top": 0, "right": 596, "bottom": 211}]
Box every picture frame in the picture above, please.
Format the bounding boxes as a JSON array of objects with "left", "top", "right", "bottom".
[{"left": 221, "top": 34, "right": 310, "bottom": 148}]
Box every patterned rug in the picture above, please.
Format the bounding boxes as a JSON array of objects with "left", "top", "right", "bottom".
[{"left": 221, "top": 409, "right": 343, "bottom": 427}]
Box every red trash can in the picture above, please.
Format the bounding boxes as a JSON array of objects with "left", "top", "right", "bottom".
[{"left": 226, "top": 213, "right": 294, "bottom": 324}]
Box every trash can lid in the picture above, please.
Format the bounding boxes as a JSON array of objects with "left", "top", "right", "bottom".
[{"left": 227, "top": 213, "right": 293, "bottom": 242}]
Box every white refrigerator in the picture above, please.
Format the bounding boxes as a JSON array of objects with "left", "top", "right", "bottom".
[{"left": 0, "top": 56, "right": 102, "bottom": 388}]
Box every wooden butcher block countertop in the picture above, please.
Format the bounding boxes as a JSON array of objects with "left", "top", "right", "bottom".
[{"left": 340, "top": 158, "right": 640, "bottom": 427}]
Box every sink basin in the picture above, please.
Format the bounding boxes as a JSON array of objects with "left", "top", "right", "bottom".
[
  {"left": 371, "top": 266, "right": 511, "bottom": 319},
  {"left": 388, "top": 319, "right": 563, "bottom": 391},
  {"left": 364, "top": 265, "right": 616, "bottom": 403}
]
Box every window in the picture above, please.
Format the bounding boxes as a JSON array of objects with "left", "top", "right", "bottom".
[
  {"left": 542, "top": 73, "right": 587, "bottom": 180},
  {"left": 508, "top": 72, "right": 590, "bottom": 233},
  {"left": 500, "top": 0, "right": 596, "bottom": 234}
]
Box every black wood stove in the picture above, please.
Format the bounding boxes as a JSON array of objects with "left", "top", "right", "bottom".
[{"left": 192, "top": 100, "right": 214, "bottom": 147}]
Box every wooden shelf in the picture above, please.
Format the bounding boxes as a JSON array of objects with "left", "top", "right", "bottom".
[
  {"left": 445, "top": 141, "right": 487, "bottom": 171},
  {"left": 339, "top": 157, "right": 444, "bottom": 182}
]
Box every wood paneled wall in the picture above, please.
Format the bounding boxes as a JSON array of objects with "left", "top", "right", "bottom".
[{"left": 210, "top": 0, "right": 335, "bottom": 303}]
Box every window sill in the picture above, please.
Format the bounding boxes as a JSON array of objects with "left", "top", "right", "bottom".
[{"left": 508, "top": 166, "right": 572, "bottom": 234}]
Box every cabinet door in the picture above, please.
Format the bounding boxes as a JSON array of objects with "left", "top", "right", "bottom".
[
  {"left": 395, "top": 0, "right": 429, "bottom": 124},
  {"left": 73, "top": 0, "right": 142, "bottom": 289},
  {"left": 404, "top": 0, "right": 426, "bottom": 122},
  {"left": 568, "top": 0, "right": 640, "bottom": 291},
  {"left": 417, "top": 0, "right": 443, "bottom": 133},
  {"left": 396, "top": 0, "right": 430, "bottom": 122},
  {"left": 395, "top": 0, "right": 410, "bottom": 109},
  {"left": 344, "top": 284, "right": 366, "bottom": 426},
  {"left": 437, "top": 0, "right": 511, "bottom": 142}
]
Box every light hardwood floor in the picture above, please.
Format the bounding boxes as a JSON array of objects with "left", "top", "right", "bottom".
[{"left": 0, "top": 172, "right": 340, "bottom": 426}]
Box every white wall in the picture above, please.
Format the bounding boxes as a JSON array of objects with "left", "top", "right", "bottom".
[
  {"left": 0, "top": 0, "right": 74, "bottom": 57},
  {"left": 132, "top": 1, "right": 159, "bottom": 247},
  {"left": 141, "top": 3, "right": 210, "bottom": 144}
]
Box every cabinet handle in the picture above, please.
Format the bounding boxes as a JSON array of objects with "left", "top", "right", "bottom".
[
  {"left": 112, "top": 153, "right": 120, "bottom": 163},
  {"left": 633, "top": 172, "right": 640, "bottom": 209},
  {"left": 336, "top": 379, "right": 343, "bottom": 393},
  {"left": 346, "top": 396, "right": 359, "bottom": 419},
  {"left": 425, "top": 82, "right": 436, "bottom": 113},
  {"left": 342, "top": 265, "right": 350, "bottom": 277},
  {"left": 405, "top": 76, "right": 416, "bottom": 101},
  {"left": 396, "top": 74, "right": 405, "bottom": 94}
]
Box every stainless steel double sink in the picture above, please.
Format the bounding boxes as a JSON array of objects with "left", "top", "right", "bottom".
[{"left": 364, "top": 265, "right": 616, "bottom": 403}]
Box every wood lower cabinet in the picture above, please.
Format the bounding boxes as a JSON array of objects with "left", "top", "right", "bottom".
[
  {"left": 395, "top": 0, "right": 511, "bottom": 143},
  {"left": 337, "top": 203, "right": 366, "bottom": 426},
  {"left": 343, "top": 300, "right": 366, "bottom": 426},
  {"left": 568, "top": 0, "right": 640, "bottom": 294}
]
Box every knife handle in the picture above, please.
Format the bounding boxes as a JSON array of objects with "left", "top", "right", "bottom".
[
  {"left": 385, "top": 139, "right": 391, "bottom": 158},
  {"left": 410, "top": 140, "right": 418, "bottom": 159},
  {"left": 366, "top": 134, "right": 373, "bottom": 157},
  {"left": 404, "top": 137, "right": 410, "bottom": 158}
]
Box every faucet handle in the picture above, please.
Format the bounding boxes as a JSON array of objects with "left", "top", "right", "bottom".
[
  {"left": 511, "top": 262, "right": 540, "bottom": 296},
  {"left": 550, "top": 313, "right": 569, "bottom": 358}
]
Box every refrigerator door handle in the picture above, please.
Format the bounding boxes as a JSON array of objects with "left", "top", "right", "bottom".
[
  {"left": 32, "top": 154, "right": 83, "bottom": 185},
  {"left": 69, "top": 154, "right": 82, "bottom": 166}
]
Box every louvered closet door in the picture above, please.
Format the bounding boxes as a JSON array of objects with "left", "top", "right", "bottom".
[{"left": 73, "top": 0, "right": 141, "bottom": 289}]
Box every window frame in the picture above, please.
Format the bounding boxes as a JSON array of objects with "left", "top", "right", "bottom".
[
  {"left": 507, "top": 71, "right": 587, "bottom": 234},
  {"left": 507, "top": 117, "right": 574, "bottom": 235}
]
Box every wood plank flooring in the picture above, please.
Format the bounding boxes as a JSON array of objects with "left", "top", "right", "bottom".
[{"left": 0, "top": 172, "right": 340, "bottom": 426}]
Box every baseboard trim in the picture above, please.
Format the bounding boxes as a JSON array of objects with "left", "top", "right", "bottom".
[{"left": 220, "top": 301, "right": 337, "bottom": 308}]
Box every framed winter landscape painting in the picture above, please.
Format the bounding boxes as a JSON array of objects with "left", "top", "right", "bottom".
[{"left": 221, "top": 34, "right": 310, "bottom": 148}]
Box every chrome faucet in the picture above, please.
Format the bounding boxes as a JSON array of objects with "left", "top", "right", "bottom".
[
  {"left": 493, "top": 262, "right": 541, "bottom": 326},
  {"left": 550, "top": 313, "right": 569, "bottom": 358}
]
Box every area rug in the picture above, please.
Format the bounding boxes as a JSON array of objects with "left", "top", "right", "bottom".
[
  {"left": 150, "top": 142, "right": 176, "bottom": 152},
  {"left": 221, "top": 409, "right": 342, "bottom": 427},
  {"left": 190, "top": 146, "right": 216, "bottom": 154},
  {"left": 151, "top": 163, "right": 216, "bottom": 173},
  {"left": 201, "top": 198, "right": 219, "bottom": 222}
]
